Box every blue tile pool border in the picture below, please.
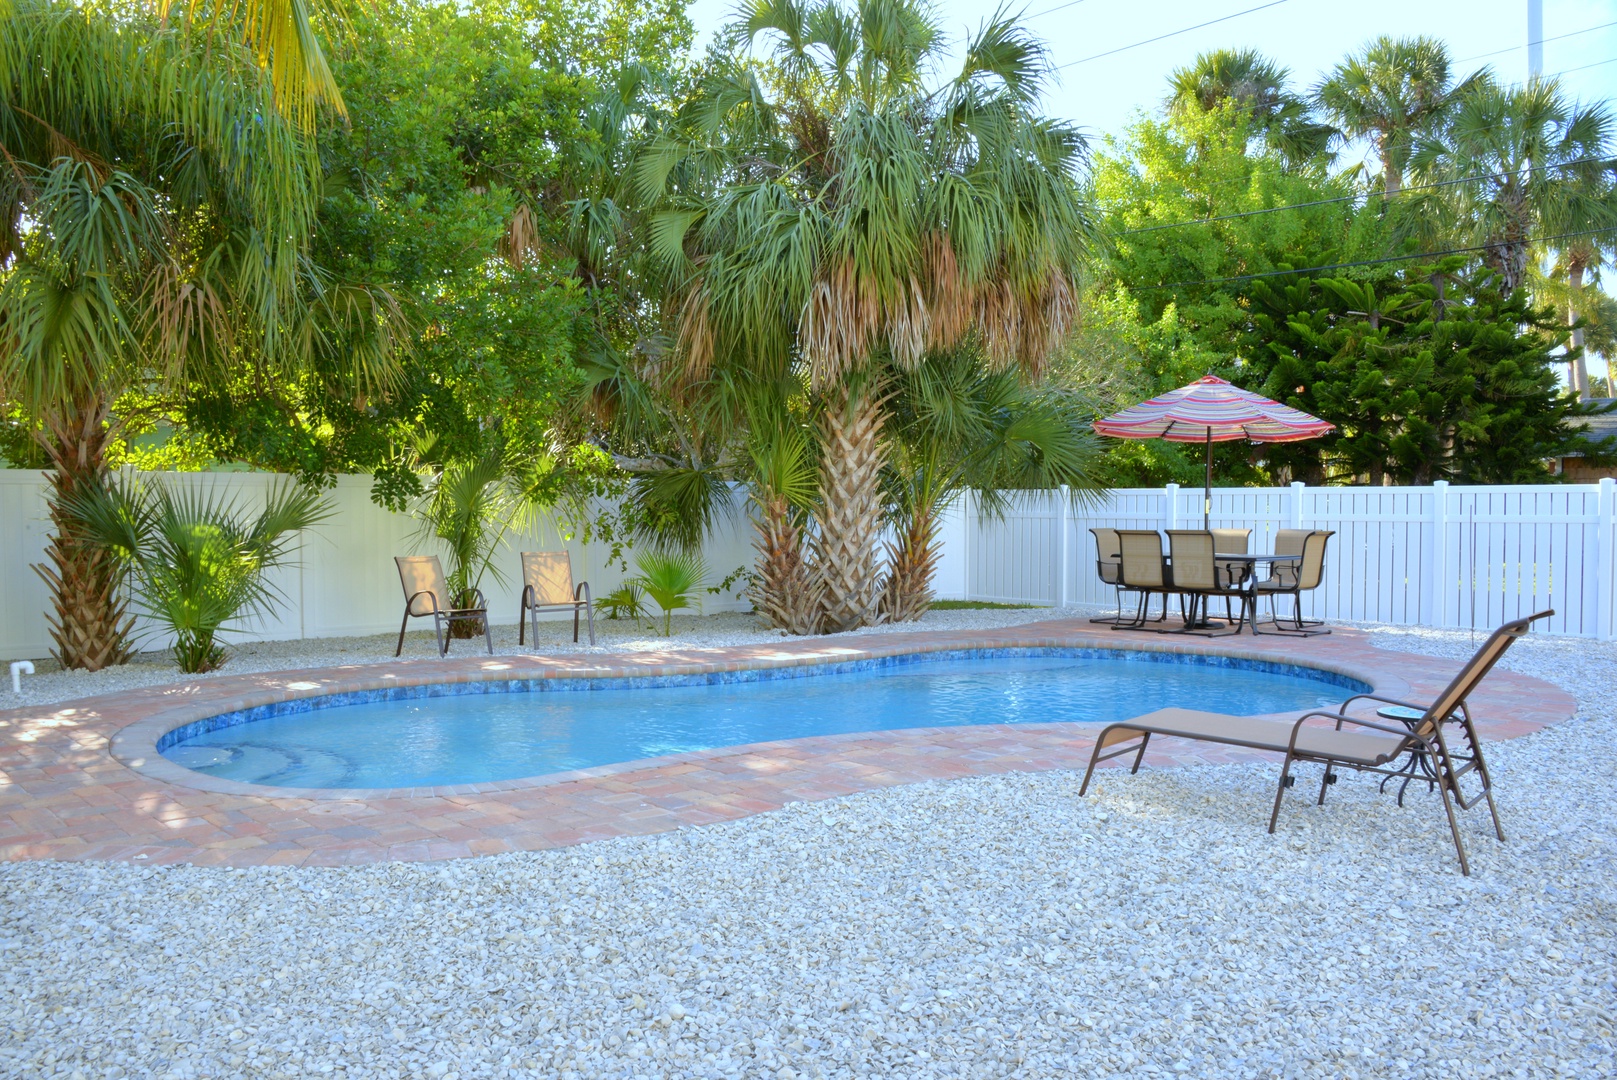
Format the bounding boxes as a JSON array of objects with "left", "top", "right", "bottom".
[{"left": 156, "top": 647, "right": 1373, "bottom": 758}]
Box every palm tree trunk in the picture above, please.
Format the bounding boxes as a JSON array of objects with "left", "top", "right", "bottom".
[
  {"left": 32, "top": 394, "right": 134, "bottom": 671},
  {"left": 879, "top": 502, "right": 939, "bottom": 623},
  {"left": 1568, "top": 260, "right": 1590, "bottom": 400},
  {"left": 748, "top": 491, "right": 820, "bottom": 635},
  {"left": 813, "top": 386, "right": 886, "bottom": 633}
]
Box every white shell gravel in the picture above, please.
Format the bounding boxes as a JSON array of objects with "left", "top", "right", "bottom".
[{"left": 1, "top": 618, "right": 1613, "bottom": 1079}]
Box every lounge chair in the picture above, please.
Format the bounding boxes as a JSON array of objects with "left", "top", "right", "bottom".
[
  {"left": 1254, "top": 529, "right": 1335, "bottom": 636},
  {"left": 518, "top": 551, "right": 596, "bottom": 647},
  {"left": 394, "top": 555, "right": 493, "bottom": 657},
  {"left": 1077, "top": 610, "right": 1551, "bottom": 874}
]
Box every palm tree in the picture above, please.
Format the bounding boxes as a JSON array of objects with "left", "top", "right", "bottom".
[
  {"left": 0, "top": 2, "right": 394, "bottom": 668},
  {"left": 880, "top": 351, "right": 1101, "bottom": 622},
  {"left": 1411, "top": 77, "right": 1616, "bottom": 297},
  {"left": 1167, "top": 48, "right": 1332, "bottom": 163},
  {"left": 1315, "top": 36, "right": 1476, "bottom": 196},
  {"left": 639, "top": 0, "right": 1091, "bottom": 632},
  {"left": 168, "top": 0, "right": 347, "bottom": 129}
]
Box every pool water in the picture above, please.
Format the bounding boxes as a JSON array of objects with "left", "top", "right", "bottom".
[{"left": 162, "top": 654, "right": 1352, "bottom": 789}]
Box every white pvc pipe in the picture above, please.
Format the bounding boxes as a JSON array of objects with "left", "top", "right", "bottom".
[{"left": 10, "top": 660, "right": 33, "bottom": 694}]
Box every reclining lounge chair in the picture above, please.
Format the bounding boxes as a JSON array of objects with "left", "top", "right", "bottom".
[{"left": 1077, "top": 610, "right": 1551, "bottom": 874}]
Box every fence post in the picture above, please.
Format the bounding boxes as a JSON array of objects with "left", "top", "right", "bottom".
[
  {"left": 1431, "top": 480, "right": 1450, "bottom": 629},
  {"left": 962, "top": 489, "right": 975, "bottom": 602},
  {"left": 1598, "top": 478, "right": 1615, "bottom": 640},
  {"left": 1289, "top": 481, "right": 1305, "bottom": 529},
  {"left": 1164, "top": 483, "right": 1179, "bottom": 530},
  {"left": 1057, "top": 485, "right": 1070, "bottom": 608}
]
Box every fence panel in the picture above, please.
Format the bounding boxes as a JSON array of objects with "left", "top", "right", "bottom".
[
  {"left": 938, "top": 479, "right": 1615, "bottom": 639},
  {"left": 4, "top": 470, "right": 1615, "bottom": 659}
]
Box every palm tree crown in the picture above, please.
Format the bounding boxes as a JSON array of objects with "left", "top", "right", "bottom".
[{"left": 1315, "top": 35, "right": 1472, "bottom": 195}]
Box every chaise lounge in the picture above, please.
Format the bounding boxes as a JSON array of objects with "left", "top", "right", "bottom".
[{"left": 1077, "top": 610, "right": 1551, "bottom": 874}]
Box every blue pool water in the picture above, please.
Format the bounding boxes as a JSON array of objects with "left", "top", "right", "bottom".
[{"left": 160, "top": 653, "right": 1358, "bottom": 790}]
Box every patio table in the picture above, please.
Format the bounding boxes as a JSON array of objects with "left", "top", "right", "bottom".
[{"left": 1213, "top": 552, "right": 1304, "bottom": 634}]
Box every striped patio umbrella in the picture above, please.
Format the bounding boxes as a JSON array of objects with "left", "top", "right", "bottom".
[{"left": 1093, "top": 375, "right": 1334, "bottom": 527}]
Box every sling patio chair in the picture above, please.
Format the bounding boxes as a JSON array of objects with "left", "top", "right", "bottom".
[
  {"left": 1110, "top": 529, "right": 1176, "bottom": 631},
  {"left": 1210, "top": 527, "right": 1251, "bottom": 623},
  {"left": 1077, "top": 610, "right": 1551, "bottom": 875},
  {"left": 1165, "top": 530, "right": 1248, "bottom": 635},
  {"left": 1088, "top": 528, "right": 1138, "bottom": 625},
  {"left": 1253, "top": 529, "right": 1335, "bottom": 636},
  {"left": 518, "top": 551, "right": 596, "bottom": 647},
  {"left": 394, "top": 555, "right": 493, "bottom": 657}
]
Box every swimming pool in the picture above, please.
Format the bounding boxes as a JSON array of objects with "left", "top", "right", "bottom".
[{"left": 157, "top": 650, "right": 1365, "bottom": 790}]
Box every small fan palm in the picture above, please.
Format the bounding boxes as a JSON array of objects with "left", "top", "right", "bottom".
[
  {"left": 633, "top": 551, "right": 708, "bottom": 636},
  {"left": 65, "top": 478, "right": 333, "bottom": 672}
]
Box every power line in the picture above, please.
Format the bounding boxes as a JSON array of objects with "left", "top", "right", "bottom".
[
  {"left": 1119, "top": 156, "right": 1615, "bottom": 236},
  {"left": 1546, "top": 56, "right": 1617, "bottom": 78},
  {"left": 1025, "top": 0, "right": 1092, "bottom": 21},
  {"left": 1053, "top": 0, "right": 1293, "bottom": 70},
  {"left": 1130, "top": 228, "right": 1612, "bottom": 291},
  {"left": 1454, "top": 20, "right": 1617, "bottom": 64}
]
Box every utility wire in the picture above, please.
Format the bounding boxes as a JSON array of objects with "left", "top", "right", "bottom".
[
  {"left": 1025, "top": 0, "right": 1092, "bottom": 21},
  {"left": 1454, "top": 21, "right": 1617, "bottom": 64},
  {"left": 1119, "top": 155, "right": 1615, "bottom": 236},
  {"left": 1054, "top": 0, "right": 1292, "bottom": 70},
  {"left": 1546, "top": 56, "right": 1617, "bottom": 77},
  {"left": 1129, "top": 227, "right": 1612, "bottom": 291}
]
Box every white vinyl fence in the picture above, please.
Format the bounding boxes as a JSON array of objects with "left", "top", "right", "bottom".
[
  {"left": 3, "top": 470, "right": 1615, "bottom": 659},
  {"left": 0, "top": 470, "right": 759, "bottom": 660},
  {"left": 932, "top": 480, "right": 1617, "bottom": 640}
]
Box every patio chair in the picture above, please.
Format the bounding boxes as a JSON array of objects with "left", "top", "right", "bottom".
[
  {"left": 1077, "top": 610, "right": 1551, "bottom": 875},
  {"left": 518, "top": 551, "right": 596, "bottom": 647},
  {"left": 1112, "top": 530, "right": 1174, "bottom": 631},
  {"left": 1165, "top": 530, "right": 1244, "bottom": 635},
  {"left": 1254, "top": 529, "right": 1335, "bottom": 636},
  {"left": 1210, "top": 527, "right": 1251, "bottom": 621},
  {"left": 394, "top": 555, "right": 492, "bottom": 657},
  {"left": 1088, "top": 528, "right": 1133, "bottom": 625}
]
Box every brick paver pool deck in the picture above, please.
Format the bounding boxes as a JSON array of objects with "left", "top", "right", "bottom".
[{"left": 0, "top": 621, "right": 1573, "bottom": 867}]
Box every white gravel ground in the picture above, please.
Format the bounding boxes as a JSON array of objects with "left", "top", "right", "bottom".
[{"left": 2, "top": 621, "right": 1613, "bottom": 1079}]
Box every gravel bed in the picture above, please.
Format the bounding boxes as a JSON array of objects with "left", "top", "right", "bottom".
[
  {"left": 1, "top": 605, "right": 1096, "bottom": 711},
  {"left": 2, "top": 625, "right": 1612, "bottom": 1079}
]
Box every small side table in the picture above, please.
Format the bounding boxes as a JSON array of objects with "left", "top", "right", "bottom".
[{"left": 1376, "top": 705, "right": 1436, "bottom": 805}]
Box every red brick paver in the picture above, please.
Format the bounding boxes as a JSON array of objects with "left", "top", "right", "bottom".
[{"left": 0, "top": 622, "right": 1573, "bottom": 866}]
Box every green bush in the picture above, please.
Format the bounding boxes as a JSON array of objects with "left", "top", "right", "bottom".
[{"left": 66, "top": 478, "right": 332, "bottom": 672}]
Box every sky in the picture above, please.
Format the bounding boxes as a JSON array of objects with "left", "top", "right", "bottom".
[
  {"left": 683, "top": 0, "right": 1617, "bottom": 384},
  {"left": 684, "top": 0, "right": 1616, "bottom": 148}
]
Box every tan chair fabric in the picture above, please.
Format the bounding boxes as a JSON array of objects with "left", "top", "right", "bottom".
[
  {"left": 1102, "top": 708, "right": 1405, "bottom": 766},
  {"left": 1210, "top": 528, "right": 1251, "bottom": 590},
  {"left": 1166, "top": 530, "right": 1217, "bottom": 590},
  {"left": 1091, "top": 528, "right": 1121, "bottom": 585},
  {"left": 1297, "top": 530, "right": 1333, "bottom": 590},
  {"left": 396, "top": 556, "right": 451, "bottom": 616},
  {"left": 1117, "top": 530, "right": 1167, "bottom": 588},
  {"left": 521, "top": 552, "right": 576, "bottom": 606}
]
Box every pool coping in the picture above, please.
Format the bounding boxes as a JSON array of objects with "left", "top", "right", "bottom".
[
  {"left": 123, "top": 643, "right": 1376, "bottom": 800},
  {"left": 0, "top": 620, "right": 1576, "bottom": 866}
]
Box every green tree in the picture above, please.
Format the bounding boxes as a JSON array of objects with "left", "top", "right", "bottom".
[
  {"left": 640, "top": 0, "right": 1091, "bottom": 632},
  {"left": 0, "top": 1, "right": 378, "bottom": 669},
  {"left": 178, "top": 0, "right": 596, "bottom": 505},
  {"left": 1315, "top": 36, "right": 1475, "bottom": 197},
  {"left": 1411, "top": 76, "right": 1616, "bottom": 297},
  {"left": 1244, "top": 265, "right": 1610, "bottom": 483},
  {"left": 1167, "top": 48, "right": 1332, "bottom": 164}
]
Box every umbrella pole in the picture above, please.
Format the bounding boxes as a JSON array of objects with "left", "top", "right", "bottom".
[{"left": 1203, "top": 429, "right": 1212, "bottom": 530}]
